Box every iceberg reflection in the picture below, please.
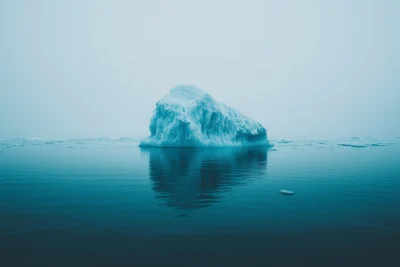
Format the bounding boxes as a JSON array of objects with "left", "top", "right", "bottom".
[{"left": 141, "top": 147, "right": 268, "bottom": 209}]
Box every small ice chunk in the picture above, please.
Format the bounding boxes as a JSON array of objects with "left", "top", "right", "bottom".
[
  {"left": 337, "top": 143, "right": 367, "bottom": 148},
  {"left": 370, "top": 142, "right": 386, "bottom": 147},
  {"left": 280, "top": 190, "right": 294, "bottom": 195},
  {"left": 119, "top": 137, "right": 133, "bottom": 141},
  {"left": 278, "top": 139, "right": 292, "bottom": 144}
]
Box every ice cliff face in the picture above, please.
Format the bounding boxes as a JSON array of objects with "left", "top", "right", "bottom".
[{"left": 139, "top": 85, "right": 271, "bottom": 147}]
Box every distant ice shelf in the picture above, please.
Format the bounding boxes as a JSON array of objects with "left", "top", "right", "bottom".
[{"left": 139, "top": 85, "right": 271, "bottom": 147}]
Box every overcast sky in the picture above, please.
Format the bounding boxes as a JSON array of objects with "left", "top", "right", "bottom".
[{"left": 1, "top": 0, "right": 399, "bottom": 139}]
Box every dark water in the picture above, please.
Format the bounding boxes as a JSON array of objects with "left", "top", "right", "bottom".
[{"left": 1, "top": 139, "right": 399, "bottom": 267}]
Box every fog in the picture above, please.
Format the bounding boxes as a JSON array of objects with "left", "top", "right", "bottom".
[{"left": 1, "top": 0, "right": 399, "bottom": 139}]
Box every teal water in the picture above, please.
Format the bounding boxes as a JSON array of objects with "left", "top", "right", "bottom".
[{"left": 0, "top": 139, "right": 399, "bottom": 266}]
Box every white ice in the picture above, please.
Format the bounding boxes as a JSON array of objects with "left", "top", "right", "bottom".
[{"left": 139, "top": 85, "right": 271, "bottom": 147}]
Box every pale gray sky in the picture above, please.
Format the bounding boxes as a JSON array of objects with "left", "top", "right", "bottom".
[{"left": 1, "top": 0, "right": 399, "bottom": 139}]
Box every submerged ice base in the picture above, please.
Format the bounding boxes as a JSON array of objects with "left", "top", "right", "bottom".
[{"left": 140, "top": 85, "right": 271, "bottom": 147}]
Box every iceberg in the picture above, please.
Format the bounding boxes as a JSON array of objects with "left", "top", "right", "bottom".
[{"left": 139, "top": 85, "right": 271, "bottom": 147}]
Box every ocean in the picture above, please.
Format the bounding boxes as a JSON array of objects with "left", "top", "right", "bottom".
[{"left": 1, "top": 138, "right": 399, "bottom": 266}]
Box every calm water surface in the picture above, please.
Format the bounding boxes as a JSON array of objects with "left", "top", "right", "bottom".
[{"left": 0, "top": 139, "right": 399, "bottom": 266}]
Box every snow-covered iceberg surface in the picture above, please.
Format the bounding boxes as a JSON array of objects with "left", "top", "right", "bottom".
[{"left": 140, "top": 85, "right": 271, "bottom": 147}]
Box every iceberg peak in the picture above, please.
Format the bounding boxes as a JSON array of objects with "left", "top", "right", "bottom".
[
  {"left": 170, "top": 84, "right": 204, "bottom": 95},
  {"left": 140, "top": 85, "right": 271, "bottom": 147}
]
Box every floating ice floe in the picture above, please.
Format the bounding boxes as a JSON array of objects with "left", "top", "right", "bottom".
[
  {"left": 30, "top": 140, "right": 44, "bottom": 145},
  {"left": 277, "top": 139, "right": 292, "bottom": 144},
  {"left": 337, "top": 141, "right": 388, "bottom": 148},
  {"left": 280, "top": 190, "right": 294, "bottom": 195},
  {"left": 44, "top": 140, "right": 55, "bottom": 145},
  {"left": 369, "top": 142, "right": 387, "bottom": 147},
  {"left": 119, "top": 137, "right": 134, "bottom": 141},
  {"left": 2, "top": 138, "right": 26, "bottom": 147},
  {"left": 337, "top": 143, "right": 367, "bottom": 148}
]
